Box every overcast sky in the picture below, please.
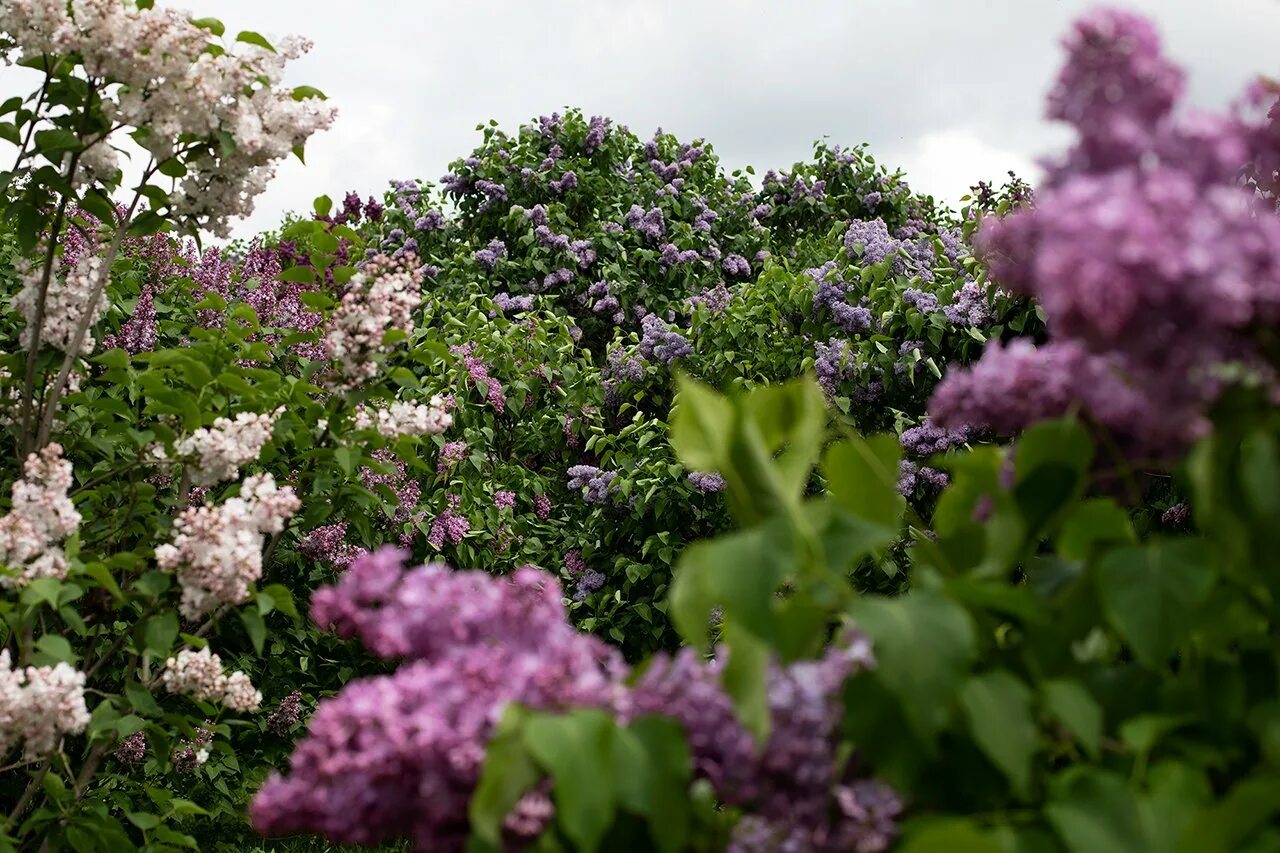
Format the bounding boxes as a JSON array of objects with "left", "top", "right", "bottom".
[{"left": 5, "top": 1, "right": 1280, "bottom": 238}]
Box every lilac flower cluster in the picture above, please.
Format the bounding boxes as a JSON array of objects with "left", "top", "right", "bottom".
[
  {"left": 901, "top": 288, "right": 939, "bottom": 314},
  {"left": 436, "top": 440, "right": 468, "bottom": 475},
  {"left": 896, "top": 460, "right": 950, "bottom": 496},
  {"left": 450, "top": 343, "right": 506, "bottom": 413},
  {"left": 113, "top": 731, "right": 147, "bottom": 768},
  {"left": 492, "top": 491, "right": 515, "bottom": 510},
  {"left": 102, "top": 284, "right": 157, "bottom": 354},
  {"left": 814, "top": 338, "right": 857, "bottom": 396},
  {"left": 660, "top": 242, "right": 702, "bottom": 268},
  {"left": 687, "top": 283, "right": 733, "bottom": 315},
  {"left": 491, "top": 292, "right": 536, "bottom": 315},
  {"left": 474, "top": 238, "right": 506, "bottom": 270},
  {"left": 267, "top": 691, "right": 304, "bottom": 736},
  {"left": 810, "top": 263, "right": 874, "bottom": 335},
  {"left": 253, "top": 551, "right": 624, "bottom": 847},
  {"left": 638, "top": 313, "right": 693, "bottom": 363},
  {"left": 687, "top": 471, "right": 726, "bottom": 493},
  {"left": 624, "top": 204, "right": 666, "bottom": 242},
  {"left": 427, "top": 505, "right": 470, "bottom": 549},
  {"left": 566, "top": 465, "right": 617, "bottom": 504},
  {"left": 722, "top": 253, "right": 751, "bottom": 278},
  {"left": 572, "top": 569, "right": 605, "bottom": 601},
  {"left": 298, "top": 521, "right": 366, "bottom": 570},
  {"left": 583, "top": 114, "right": 611, "bottom": 153},
  {"left": 254, "top": 550, "right": 892, "bottom": 849},
  {"left": 943, "top": 280, "right": 994, "bottom": 327},
  {"left": 585, "top": 280, "right": 623, "bottom": 324},
  {"left": 932, "top": 9, "right": 1280, "bottom": 457},
  {"left": 899, "top": 420, "right": 971, "bottom": 457}
]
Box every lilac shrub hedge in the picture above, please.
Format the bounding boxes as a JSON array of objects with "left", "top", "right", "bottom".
[{"left": 256, "top": 7, "right": 1280, "bottom": 853}]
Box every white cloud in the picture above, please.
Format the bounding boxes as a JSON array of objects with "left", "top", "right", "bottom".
[{"left": 2, "top": 1, "right": 1278, "bottom": 238}]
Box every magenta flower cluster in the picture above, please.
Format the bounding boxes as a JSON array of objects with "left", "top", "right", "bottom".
[
  {"left": 252, "top": 549, "right": 889, "bottom": 849},
  {"left": 931, "top": 8, "right": 1280, "bottom": 458}
]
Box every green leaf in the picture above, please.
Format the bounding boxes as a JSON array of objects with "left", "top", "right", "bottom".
[
  {"left": 524, "top": 710, "right": 618, "bottom": 853},
  {"left": 824, "top": 434, "right": 905, "bottom": 531},
  {"left": 899, "top": 818, "right": 1006, "bottom": 852},
  {"left": 34, "top": 128, "right": 80, "bottom": 158},
  {"left": 1046, "top": 768, "right": 1146, "bottom": 853},
  {"left": 235, "top": 30, "right": 275, "bottom": 52},
  {"left": 33, "top": 634, "right": 76, "bottom": 665},
  {"left": 1177, "top": 773, "right": 1280, "bottom": 853},
  {"left": 469, "top": 708, "right": 540, "bottom": 846},
  {"left": 1042, "top": 680, "right": 1102, "bottom": 759},
  {"left": 313, "top": 195, "right": 333, "bottom": 218},
  {"left": 959, "top": 670, "right": 1038, "bottom": 798},
  {"left": 669, "top": 517, "right": 789, "bottom": 650},
  {"left": 189, "top": 16, "right": 225, "bottom": 36},
  {"left": 669, "top": 374, "right": 733, "bottom": 473},
  {"left": 262, "top": 584, "right": 299, "bottom": 620},
  {"left": 139, "top": 612, "right": 179, "bottom": 657},
  {"left": 126, "top": 812, "right": 160, "bottom": 830},
  {"left": 1057, "top": 498, "right": 1134, "bottom": 561},
  {"left": 126, "top": 210, "right": 168, "bottom": 237},
  {"left": 847, "top": 591, "right": 975, "bottom": 743},
  {"left": 125, "top": 682, "right": 164, "bottom": 717},
  {"left": 611, "top": 716, "right": 692, "bottom": 853},
  {"left": 240, "top": 607, "right": 266, "bottom": 655},
  {"left": 720, "top": 626, "right": 772, "bottom": 743},
  {"left": 1095, "top": 540, "right": 1214, "bottom": 668},
  {"left": 292, "top": 85, "right": 328, "bottom": 101}
]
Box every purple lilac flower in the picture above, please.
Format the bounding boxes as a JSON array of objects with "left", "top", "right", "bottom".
[
  {"left": 268, "top": 691, "right": 304, "bottom": 736},
  {"left": 113, "top": 731, "right": 146, "bottom": 767},
  {"left": 722, "top": 254, "right": 751, "bottom": 278},
  {"left": 814, "top": 338, "right": 856, "bottom": 396},
  {"left": 254, "top": 552, "right": 623, "bottom": 848},
  {"left": 900, "top": 420, "right": 971, "bottom": 456},
  {"left": 572, "top": 569, "right": 605, "bottom": 601},
  {"left": 535, "top": 225, "right": 570, "bottom": 252},
  {"left": 844, "top": 219, "right": 901, "bottom": 269},
  {"left": 902, "top": 288, "right": 939, "bottom": 313},
  {"left": 687, "top": 283, "right": 733, "bottom": 315},
  {"left": 897, "top": 460, "right": 950, "bottom": 496},
  {"left": 474, "top": 239, "right": 506, "bottom": 270},
  {"left": 638, "top": 313, "right": 693, "bottom": 363},
  {"left": 943, "top": 280, "right": 993, "bottom": 327},
  {"left": 363, "top": 198, "right": 384, "bottom": 222},
  {"left": 583, "top": 115, "right": 611, "bottom": 154},
  {"left": 450, "top": 343, "right": 506, "bottom": 412},
  {"left": 549, "top": 171, "right": 578, "bottom": 194},
  {"left": 492, "top": 292, "right": 535, "bottom": 314},
  {"left": 427, "top": 507, "right": 470, "bottom": 548},
  {"left": 1162, "top": 502, "right": 1190, "bottom": 528},
  {"left": 566, "top": 465, "right": 617, "bottom": 504},
  {"left": 414, "top": 210, "right": 445, "bottom": 232},
  {"left": 533, "top": 495, "right": 552, "bottom": 519},
  {"left": 103, "top": 284, "right": 158, "bottom": 354},
  {"left": 563, "top": 548, "right": 585, "bottom": 576},
  {"left": 624, "top": 205, "right": 665, "bottom": 242},
  {"left": 493, "top": 491, "right": 515, "bottom": 511},
  {"left": 437, "top": 441, "right": 467, "bottom": 475},
  {"left": 299, "top": 522, "right": 367, "bottom": 570},
  {"left": 687, "top": 471, "right": 726, "bottom": 493}
]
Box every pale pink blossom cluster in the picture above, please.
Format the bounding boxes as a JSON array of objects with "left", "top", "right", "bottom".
[
  {"left": 0, "top": 649, "right": 90, "bottom": 759},
  {"left": 324, "top": 255, "right": 424, "bottom": 389},
  {"left": 12, "top": 254, "right": 107, "bottom": 354},
  {"left": 0, "top": 0, "right": 336, "bottom": 236},
  {"left": 352, "top": 396, "right": 452, "bottom": 438},
  {"left": 154, "top": 474, "right": 300, "bottom": 618},
  {"left": 160, "top": 647, "right": 262, "bottom": 712},
  {"left": 0, "top": 444, "right": 80, "bottom": 589},
  {"left": 165, "top": 409, "right": 283, "bottom": 486}
]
